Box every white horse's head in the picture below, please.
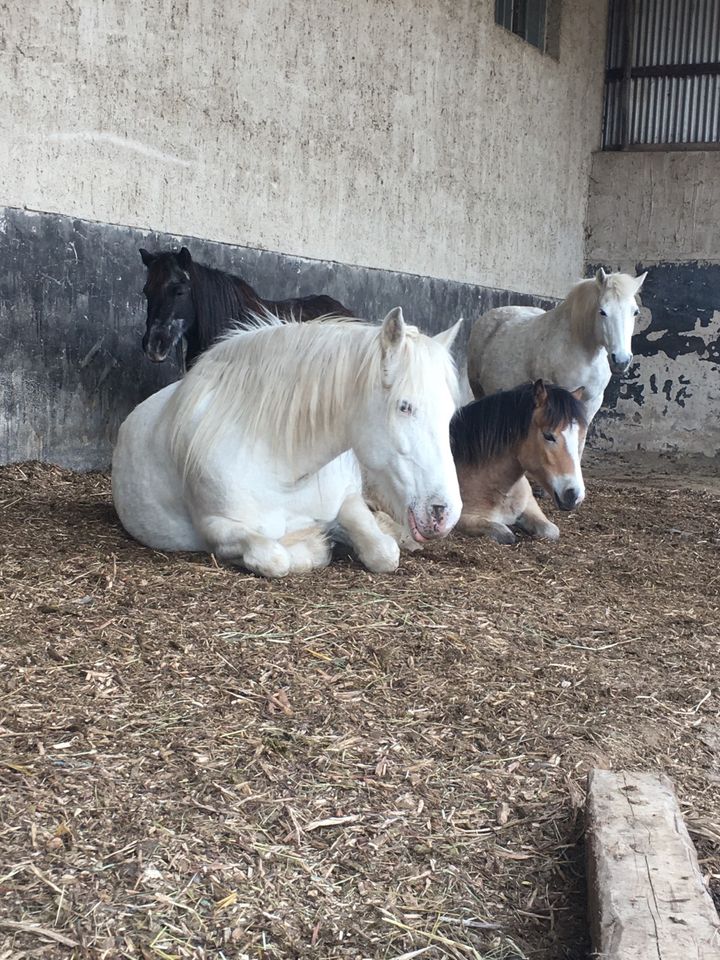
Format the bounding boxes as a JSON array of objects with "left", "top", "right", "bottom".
[
  {"left": 354, "top": 308, "right": 463, "bottom": 543},
  {"left": 594, "top": 268, "right": 647, "bottom": 374}
]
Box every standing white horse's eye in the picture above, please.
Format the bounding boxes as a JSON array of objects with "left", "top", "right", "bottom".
[
  {"left": 399, "top": 400, "right": 414, "bottom": 415},
  {"left": 599, "top": 308, "right": 608, "bottom": 317},
  {"left": 633, "top": 308, "right": 640, "bottom": 316}
]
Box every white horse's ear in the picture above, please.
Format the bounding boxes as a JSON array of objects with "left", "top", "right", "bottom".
[
  {"left": 380, "top": 307, "right": 406, "bottom": 384},
  {"left": 571, "top": 386, "right": 585, "bottom": 401},
  {"left": 595, "top": 267, "right": 608, "bottom": 286},
  {"left": 533, "top": 379, "right": 548, "bottom": 408},
  {"left": 381, "top": 307, "right": 405, "bottom": 346},
  {"left": 433, "top": 317, "right": 463, "bottom": 351},
  {"left": 633, "top": 271, "right": 648, "bottom": 293}
]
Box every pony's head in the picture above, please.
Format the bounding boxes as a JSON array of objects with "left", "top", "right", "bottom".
[
  {"left": 593, "top": 268, "right": 647, "bottom": 374},
  {"left": 518, "top": 380, "right": 587, "bottom": 511},
  {"left": 355, "top": 308, "right": 463, "bottom": 543},
  {"left": 139, "top": 247, "right": 196, "bottom": 362}
]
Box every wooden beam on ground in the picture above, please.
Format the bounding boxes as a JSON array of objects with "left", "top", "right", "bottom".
[{"left": 586, "top": 769, "right": 720, "bottom": 959}]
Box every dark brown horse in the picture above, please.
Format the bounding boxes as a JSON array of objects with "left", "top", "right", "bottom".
[{"left": 140, "top": 247, "right": 354, "bottom": 366}]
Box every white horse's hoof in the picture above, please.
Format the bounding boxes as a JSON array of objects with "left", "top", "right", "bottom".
[
  {"left": 286, "top": 538, "right": 332, "bottom": 574},
  {"left": 360, "top": 535, "right": 401, "bottom": 573},
  {"left": 243, "top": 542, "right": 291, "bottom": 578}
]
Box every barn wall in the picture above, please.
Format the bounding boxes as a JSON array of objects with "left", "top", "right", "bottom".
[
  {"left": 586, "top": 151, "right": 720, "bottom": 455},
  {"left": 0, "top": 206, "right": 554, "bottom": 469},
  {"left": 1, "top": 0, "right": 607, "bottom": 300}
]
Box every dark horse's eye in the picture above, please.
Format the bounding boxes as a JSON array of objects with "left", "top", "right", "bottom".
[{"left": 543, "top": 432, "right": 557, "bottom": 443}]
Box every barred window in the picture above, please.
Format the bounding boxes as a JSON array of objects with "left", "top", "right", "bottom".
[
  {"left": 603, "top": 0, "right": 720, "bottom": 150},
  {"left": 495, "top": 0, "right": 561, "bottom": 58}
]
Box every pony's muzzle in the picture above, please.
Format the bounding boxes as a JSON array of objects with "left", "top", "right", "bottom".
[{"left": 554, "top": 487, "right": 583, "bottom": 512}]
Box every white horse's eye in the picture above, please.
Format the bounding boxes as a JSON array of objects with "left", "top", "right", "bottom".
[
  {"left": 599, "top": 308, "right": 608, "bottom": 317},
  {"left": 633, "top": 308, "right": 640, "bottom": 316},
  {"left": 399, "top": 400, "right": 414, "bottom": 415},
  {"left": 543, "top": 431, "right": 557, "bottom": 443}
]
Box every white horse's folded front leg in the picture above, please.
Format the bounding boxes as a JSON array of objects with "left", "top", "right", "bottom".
[
  {"left": 337, "top": 494, "right": 400, "bottom": 573},
  {"left": 199, "top": 515, "right": 291, "bottom": 578}
]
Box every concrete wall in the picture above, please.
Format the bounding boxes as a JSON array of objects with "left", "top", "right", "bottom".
[
  {"left": 1, "top": 0, "right": 607, "bottom": 300},
  {"left": 586, "top": 151, "right": 720, "bottom": 456}
]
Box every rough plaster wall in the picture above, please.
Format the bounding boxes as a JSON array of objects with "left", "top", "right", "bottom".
[
  {"left": 1, "top": 0, "right": 606, "bottom": 299},
  {"left": 586, "top": 151, "right": 720, "bottom": 455}
]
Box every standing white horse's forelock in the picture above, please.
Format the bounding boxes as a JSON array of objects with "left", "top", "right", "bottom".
[{"left": 166, "top": 315, "right": 460, "bottom": 482}]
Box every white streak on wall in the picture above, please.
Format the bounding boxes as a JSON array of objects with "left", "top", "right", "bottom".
[{"left": 46, "top": 132, "right": 193, "bottom": 168}]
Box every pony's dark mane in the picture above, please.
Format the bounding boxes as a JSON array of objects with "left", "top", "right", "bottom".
[
  {"left": 189, "top": 262, "right": 263, "bottom": 350},
  {"left": 451, "top": 382, "right": 586, "bottom": 465}
]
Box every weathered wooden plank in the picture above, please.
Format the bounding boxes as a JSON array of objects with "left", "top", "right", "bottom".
[{"left": 586, "top": 769, "right": 720, "bottom": 959}]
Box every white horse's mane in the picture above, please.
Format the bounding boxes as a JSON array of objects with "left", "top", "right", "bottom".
[
  {"left": 166, "top": 313, "right": 459, "bottom": 479},
  {"left": 564, "top": 273, "right": 640, "bottom": 339}
]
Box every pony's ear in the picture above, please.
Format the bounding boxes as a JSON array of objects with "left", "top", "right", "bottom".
[
  {"left": 380, "top": 307, "right": 406, "bottom": 384},
  {"left": 571, "top": 386, "right": 585, "bottom": 401},
  {"left": 595, "top": 267, "right": 608, "bottom": 286},
  {"left": 533, "top": 379, "right": 548, "bottom": 408},
  {"left": 139, "top": 248, "right": 155, "bottom": 267},
  {"left": 633, "top": 271, "right": 648, "bottom": 294},
  {"left": 433, "top": 317, "right": 463, "bottom": 351},
  {"left": 177, "top": 247, "right": 193, "bottom": 271}
]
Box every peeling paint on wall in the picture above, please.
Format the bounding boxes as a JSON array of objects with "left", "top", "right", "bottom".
[{"left": 586, "top": 151, "right": 720, "bottom": 455}]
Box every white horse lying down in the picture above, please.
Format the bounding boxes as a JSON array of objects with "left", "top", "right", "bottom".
[
  {"left": 112, "top": 309, "right": 463, "bottom": 578},
  {"left": 467, "top": 269, "right": 647, "bottom": 449}
]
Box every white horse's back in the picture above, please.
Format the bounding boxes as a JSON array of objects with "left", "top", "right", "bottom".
[
  {"left": 112, "top": 381, "right": 206, "bottom": 552},
  {"left": 468, "top": 305, "right": 546, "bottom": 396}
]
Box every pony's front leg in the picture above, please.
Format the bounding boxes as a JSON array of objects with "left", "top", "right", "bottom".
[
  {"left": 337, "top": 494, "right": 401, "bottom": 573},
  {"left": 513, "top": 478, "right": 559, "bottom": 540},
  {"left": 458, "top": 514, "right": 517, "bottom": 544},
  {"left": 200, "top": 515, "right": 291, "bottom": 578}
]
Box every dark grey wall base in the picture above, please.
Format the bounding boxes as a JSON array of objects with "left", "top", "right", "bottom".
[{"left": 0, "top": 206, "right": 553, "bottom": 470}]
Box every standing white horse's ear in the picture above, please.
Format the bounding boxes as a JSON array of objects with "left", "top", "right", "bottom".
[
  {"left": 633, "top": 271, "right": 648, "bottom": 293},
  {"left": 433, "top": 317, "right": 464, "bottom": 351},
  {"left": 595, "top": 267, "right": 608, "bottom": 286},
  {"left": 571, "top": 386, "right": 585, "bottom": 401},
  {"left": 380, "top": 307, "right": 406, "bottom": 384},
  {"left": 533, "top": 379, "right": 548, "bottom": 407}
]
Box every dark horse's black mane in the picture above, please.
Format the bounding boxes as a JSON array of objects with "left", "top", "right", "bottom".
[
  {"left": 186, "top": 259, "right": 267, "bottom": 352},
  {"left": 451, "top": 382, "right": 586, "bottom": 466}
]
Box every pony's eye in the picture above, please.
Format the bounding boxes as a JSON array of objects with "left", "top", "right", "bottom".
[
  {"left": 399, "top": 400, "right": 414, "bottom": 415},
  {"left": 543, "top": 432, "right": 557, "bottom": 443},
  {"left": 599, "top": 309, "right": 608, "bottom": 317}
]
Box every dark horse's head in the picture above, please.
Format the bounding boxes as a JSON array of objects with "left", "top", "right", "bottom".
[{"left": 139, "top": 247, "right": 196, "bottom": 362}]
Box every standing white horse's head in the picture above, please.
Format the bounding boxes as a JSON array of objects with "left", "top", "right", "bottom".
[
  {"left": 354, "top": 308, "right": 463, "bottom": 543},
  {"left": 594, "top": 268, "right": 647, "bottom": 374}
]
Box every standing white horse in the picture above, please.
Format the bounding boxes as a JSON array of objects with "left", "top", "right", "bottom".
[
  {"left": 467, "top": 269, "right": 647, "bottom": 446},
  {"left": 112, "top": 309, "right": 463, "bottom": 578}
]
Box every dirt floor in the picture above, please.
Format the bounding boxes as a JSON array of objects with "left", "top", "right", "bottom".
[{"left": 0, "top": 456, "right": 719, "bottom": 960}]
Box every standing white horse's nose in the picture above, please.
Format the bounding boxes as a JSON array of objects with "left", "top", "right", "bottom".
[{"left": 610, "top": 352, "right": 632, "bottom": 373}]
